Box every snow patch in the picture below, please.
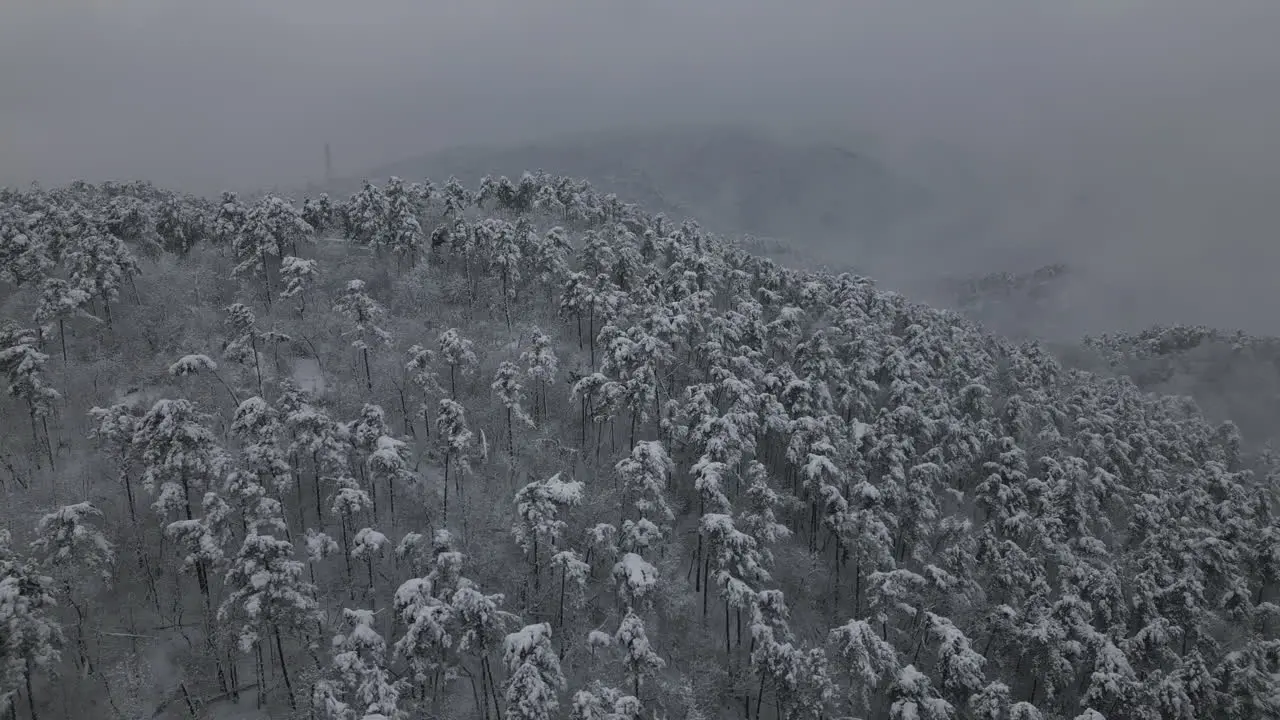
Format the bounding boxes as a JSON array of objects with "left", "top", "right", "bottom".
[{"left": 292, "top": 357, "right": 325, "bottom": 394}]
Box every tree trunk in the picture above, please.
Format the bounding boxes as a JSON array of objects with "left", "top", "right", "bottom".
[
  {"left": 121, "top": 467, "right": 137, "bottom": 524},
  {"left": 724, "top": 598, "right": 731, "bottom": 656},
  {"left": 341, "top": 516, "right": 352, "bottom": 584},
  {"left": 588, "top": 305, "right": 596, "bottom": 369},
  {"left": 532, "top": 536, "right": 540, "bottom": 594},
  {"left": 40, "top": 417, "right": 53, "bottom": 473},
  {"left": 261, "top": 258, "right": 273, "bottom": 310},
  {"left": 249, "top": 332, "right": 262, "bottom": 396},
  {"left": 702, "top": 554, "right": 711, "bottom": 619},
  {"left": 398, "top": 385, "right": 414, "bottom": 437},
  {"left": 312, "top": 451, "right": 324, "bottom": 530},
  {"left": 24, "top": 657, "right": 37, "bottom": 720},
  {"left": 557, "top": 569, "right": 567, "bottom": 627},
  {"left": 443, "top": 456, "right": 450, "bottom": 522},
  {"left": 254, "top": 642, "right": 265, "bottom": 710},
  {"left": 387, "top": 471, "right": 396, "bottom": 522}
]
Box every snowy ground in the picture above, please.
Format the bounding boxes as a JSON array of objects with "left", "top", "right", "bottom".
[{"left": 292, "top": 357, "right": 325, "bottom": 394}]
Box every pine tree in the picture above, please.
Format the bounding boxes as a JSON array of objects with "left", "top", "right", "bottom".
[
  {"left": 613, "top": 610, "right": 665, "bottom": 700},
  {"left": 335, "top": 280, "right": 393, "bottom": 391},
  {"left": 404, "top": 343, "right": 444, "bottom": 438},
  {"left": 0, "top": 323, "right": 59, "bottom": 468},
  {"left": 384, "top": 176, "right": 423, "bottom": 268},
  {"left": 502, "top": 623, "right": 565, "bottom": 720},
  {"left": 29, "top": 502, "right": 113, "bottom": 680},
  {"left": 65, "top": 225, "right": 139, "bottom": 328},
  {"left": 301, "top": 194, "right": 334, "bottom": 235},
  {"left": 451, "top": 579, "right": 518, "bottom": 720},
  {"left": 231, "top": 396, "right": 293, "bottom": 498},
  {"left": 438, "top": 328, "right": 478, "bottom": 399},
  {"left": 351, "top": 527, "right": 390, "bottom": 603},
  {"left": 347, "top": 180, "right": 390, "bottom": 248},
  {"left": 493, "top": 361, "right": 534, "bottom": 457},
  {"left": 830, "top": 617, "right": 900, "bottom": 718},
  {"left": 223, "top": 304, "right": 289, "bottom": 396},
  {"left": 218, "top": 499, "right": 317, "bottom": 711},
  {"left": 0, "top": 531, "right": 64, "bottom": 720},
  {"left": 87, "top": 400, "right": 144, "bottom": 522},
  {"left": 519, "top": 328, "right": 559, "bottom": 426},
  {"left": 614, "top": 441, "right": 675, "bottom": 532},
  {"left": 888, "top": 665, "right": 954, "bottom": 720},
  {"left": 315, "top": 608, "right": 404, "bottom": 720},
  {"left": 33, "top": 277, "right": 95, "bottom": 364},
  {"left": 435, "top": 398, "right": 474, "bottom": 523},
  {"left": 279, "top": 255, "right": 320, "bottom": 317},
  {"left": 212, "top": 190, "right": 248, "bottom": 248},
  {"left": 367, "top": 433, "right": 414, "bottom": 525},
  {"left": 513, "top": 474, "right": 584, "bottom": 594}
]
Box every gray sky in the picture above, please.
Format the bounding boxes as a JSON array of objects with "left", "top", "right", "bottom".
[{"left": 3, "top": 1, "right": 1279, "bottom": 332}]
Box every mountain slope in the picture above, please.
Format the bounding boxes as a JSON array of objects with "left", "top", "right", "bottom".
[{"left": 0, "top": 176, "right": 1277, "bottom": 720}]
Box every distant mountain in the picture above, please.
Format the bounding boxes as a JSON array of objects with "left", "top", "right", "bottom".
[{"left": 317, "top": 125, "right": 925, "bottom": 258}]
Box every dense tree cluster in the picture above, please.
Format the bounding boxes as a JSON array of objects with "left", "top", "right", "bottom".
[{"left": 0, "top": 171, "right": 1277, "bottom": 720}]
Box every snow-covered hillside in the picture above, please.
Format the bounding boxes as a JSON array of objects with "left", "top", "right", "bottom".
[{"left": 0, "top": 175, "right": 1277, "bottom": 720}]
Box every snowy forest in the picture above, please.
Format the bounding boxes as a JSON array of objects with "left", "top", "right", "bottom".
[{"left": 0, "top": 172, "right": 1277, "bottom": 720}]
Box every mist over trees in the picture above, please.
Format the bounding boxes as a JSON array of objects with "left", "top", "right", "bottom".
[{"left": 1, "top": 171, "right": 1278, "bottom": 720}]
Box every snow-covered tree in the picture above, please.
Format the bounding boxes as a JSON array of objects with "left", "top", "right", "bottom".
[
  {"left": 234, "top": 195, "right": 312, "bottom": 306},
  {"left": 513, "top": 473, "right": 584, "bottom": 591},
  {"left": 613, "top": 609, "right": 665, "bottom": 699},
  {"left": 550, "top": 550, "right": 590, "bottom": 627},
  {"left": 315, "top": 608, "right": 404, "bottom": 720},
  {"left": 404, "top": 343, "right": 444, "bottom": 437},
  {"left": 0, "top": 323, "right": 59, "bottom": 466},
  {"left": 33, "top": 277, "right": 94, "bottom": 364},
  {"left": 384, "top": 176, "right": 423, "bottom": 267},
  {"left": 29, "top": 502, "right": 114, "bottom": 678},
  {"left": 351, "top": 527, "right": 390, "bottom": 600},
  {"left": 438, "top": 328, "right": 478, "bottom": 399},
  {"left": 347, "top": 180, "right": 390, "bottom": 247},
  {"left": 0, "top": 532, "right": 64, "bottom": 719},
  {"left": 218, "top": 504, "right": 317, "bottom": 712},
  {"left": 569, "top": 682, "right": 641, "bottom": 720},
  {"left": 614, "top": 440, "right": 675, "bottom": 533},
  {"left": 493, "top": 361, "right": 534, "bottom": 456},
  {"left": 888, "top": 665, "right": 954, "bottom": 720},
  {"left": 830, "top": 618, "right": 900, "bottom": 717},
  {"left": 519, "top": 327, "right": 559, "bottom": 425},
  {"left": 611, "top": 553, "right": 660, "bottom": 612},
  {"left": 435, "top": 398, "right": 474, "bottom": 522},
  {"left": 66, "top": 226, "right": 139, "bottom": 328},
  {"left": 367, "top": 433, "right": 415, "bottom": 524},
  {"left": 451, "top": 579, "right": 519, "bottom": 720},
  {"left": 302, "top": 193, "right": 335, "bottom": 235},
  {"left": 279, "top": 255, "right": 320, "bottom": 316},
  {"left": 87, "top": 400, "right": 144, "bottom": 522},
  {"left": 335, "top": 279, "right": 393, "bottom": 390},
  {"left": 223, "top": 304, "right": 289, "bottom": 395},
  {"left": 503, "top": 623, "right": 565, "bottom": 720},
  {"left": 212, "top": 190, "right": 248, "bottom": 247}
]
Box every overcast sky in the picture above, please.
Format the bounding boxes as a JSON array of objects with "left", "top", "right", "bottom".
[{"left": 2, "top": 1, "right": 1279, "bottom": 331}]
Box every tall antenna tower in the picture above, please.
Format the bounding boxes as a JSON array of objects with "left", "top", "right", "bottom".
[{"left": 324, "top": 143, "right": 332, "bottom": 184}]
